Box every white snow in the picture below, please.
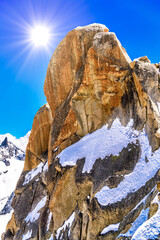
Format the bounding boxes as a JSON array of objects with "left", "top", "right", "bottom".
[
  {"left": 101, "top": 223, "right": 120, "bottom": 235},
  {"left": 47, "top": 212, "right": 52, "bottom": 231},
  {"left": 118, "top": 208, "right": 149, "bottom": 239},
  {"left": 107, "top": 188, "right": 155, "bottom": 238},
  {"left": 57, "top": 117, "right": 160, "bottom": 206},
  {"left": 25, "top": 196, "right": 47, "bottom": 223},
  {"left": 152, "top": 194, "right": 159, "bottom": 204},
  {"left": 75, "top": 23, "right": 107, "bottom": 31},
  {"left": 47, "top": 234, "right": 54, "bottom": 240},
  {"left": 0, "top": 197, "right": 8, "bottom": 212},
  {"left": 132, "top": 195, "right": 160, "bottom": 239},
  {"left": 58, "top": 118, "right": 141, "bottom": 173},
  {"left": 22, "top": 230, "right": 32, "bottom": 240},
  {"left": 23, "top": 161, "right": 47, "bottom": 185},
  {"left": 0, "top": 132, "right": 29, "bottom": 238},
  {"left": 0, "top": 156, "right": 24, "bottom": 203},
  {"left": 133, "top": 58, "right": 140, "bottom": 62},
  {"left": 95, "top": 123, "right": 160, "bottom": 206},
  {"left": 157, "top": 102, "right": 160, "bottom": 114},
  {"left": 0, "top": 131, "right": 30, "bottom": 152},
  {"left": 0, "top": 210, "right": 13, "bottom": 237},
  {"left": 56, "top": 212, "right": 75, "bottom": 239}
]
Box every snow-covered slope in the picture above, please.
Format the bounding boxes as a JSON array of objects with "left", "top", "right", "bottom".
[
  {"left": 0, "top": 133, "right": 29, "bottom": 237},
  {"left": 132, "top": 194, "right": 160, "bottom": 239},
  {"left": 56, "top": 118, "right": 160, "bottom": 239},
  {"left": 10, "top": 118, "right": 160, "bottom": 239},
  {"left": 0, "top": 131, "right": 30, "bottom": 152}
]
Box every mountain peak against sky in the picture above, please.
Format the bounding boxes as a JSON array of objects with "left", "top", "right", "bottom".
[
  {"left": 0, "top": 131, "right": 30, "bottom": 152},
  {"left": 2, "top": 23, "right": 160, "bottom": 239},
  {"left": 0, "top": 0, "right": 160, "bottom": 138}
]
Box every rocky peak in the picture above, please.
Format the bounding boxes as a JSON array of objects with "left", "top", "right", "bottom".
[
  {"left": 138, "top": 56, "right": 151, "bottom": 63},
  {"left": 0, "top": 138, "right": 25, "bottom": 162},
  {"left": 2, "top": 24, "right": 160, "bottom": 240},
  {"left": 1, "top": 137, "right": 8, "bottom": 148}
]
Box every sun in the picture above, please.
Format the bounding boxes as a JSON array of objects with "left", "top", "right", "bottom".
[{"left": 30, "top": 25, "right": 51, "bottom": 47}]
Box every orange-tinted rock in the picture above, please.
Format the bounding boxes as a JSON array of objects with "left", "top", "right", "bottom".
[
  {"left": 72, "top": 32, "right": 131, "bottom": 136},
  {"left": 44, "top": 24, "right": 109, "bottom": 119},
  {"left": 5, "top": 213, "right": 17, "bottom": 236},
  {"left": 3, "top": 24, "right": 160, "bottom": 240},
  {"left": 48, "top": 108, "right": 78, "bottom": 165},
  {"left": 132, "top": 71, "right": 147, "bottom": 108},
  {"left": 24, "top": 103, "right": 52, "bottom": 170},
  {"left": 131, "top": 60, "right": 160, "bottom": 150},
  {"left": 45, "top": 24, "right": 132, "bottom": 161}
]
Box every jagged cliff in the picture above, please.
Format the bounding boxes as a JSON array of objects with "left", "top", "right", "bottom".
[{"left": 2, "top": 23, "right": 160, "bottom": 240}]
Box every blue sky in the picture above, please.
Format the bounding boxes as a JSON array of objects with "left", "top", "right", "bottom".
[{"left": 0, "top": 0, "right": 160, "bottom": 138}]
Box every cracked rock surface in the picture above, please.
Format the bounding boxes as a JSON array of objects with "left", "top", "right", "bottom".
[{"left": 2, "top": 23, "right": 160, "bottom": 240}]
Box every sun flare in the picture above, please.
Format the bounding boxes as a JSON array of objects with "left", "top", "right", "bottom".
[{"left": 30, "top": 25, "right": 51, "bottom": 47}]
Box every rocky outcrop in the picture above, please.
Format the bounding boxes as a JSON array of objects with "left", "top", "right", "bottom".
[
  {"left": 24, "top": 103, "right": 52, "bottom": 170},
  {"left": 44, "top": 24, "right": 133, "bottom": 165},
  {"left": 2, "top": 23, "right": 160, "bottom": 240}
]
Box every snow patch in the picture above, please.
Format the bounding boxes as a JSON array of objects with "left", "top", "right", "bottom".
[
  {"left": 157, "top": 102, "right": 160, "bottom": 118},
  {"left": 22, "top": 230, "right": 32, "bottom": 240},
  {"left": 25, "top": 196, "right": 47, "bottom": 223},
  {"left": 95, "top": 124, "right": 160, "bottom": 206},
  {"left": 132, "top": 195, "right": 160, "bottom": 239},
  {"left": 56, "top": 212, "right": 75, "bottom": 239},
  {"left": 0, "top": 156, "right": 24, "bottom": 201},
  {"left": 47, "top": 234, "right": 54, "bottom": 240},
  {"left": 0, "top": 131, "right": 30, "bottom": 152},
  {"left": 0, "top": 132, "right": 29, "bottom": 236},
  {"left": 75, "top": 23, "right": 107, "bottom": 31},
  {"left": 58, "top": 118, "right": 140, "bottom": 173},
  {"left": 0, "top": 210, "right": 13, "bottom": 237},
  {"left": 119, "top": 208, "right": 149, "bottom": 239},
  {"left": 47, "top": 212, "right": 52, "bottom": 231},
  {"left": 24, "top": 161, "right": 47, "bottom": 185},
  {"left": 117, "top": 188, "right": 155, "bottom": 238},
  {"left": 101, "top": 223, "right": 120, "bottom": 235}
]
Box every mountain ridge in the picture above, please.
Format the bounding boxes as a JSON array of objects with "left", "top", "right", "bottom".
[{"left": 0, "top": 133, "right": 29, "bottom": 237}]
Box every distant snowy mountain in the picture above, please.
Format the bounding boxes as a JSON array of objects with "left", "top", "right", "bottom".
[
  {"left": 0, "top": 131, "right": 30, "bottom": 152},
  {"left": 0, "top": 132, "right": 29, "bottom": 237}
]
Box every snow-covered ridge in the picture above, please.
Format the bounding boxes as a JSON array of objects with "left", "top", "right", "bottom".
[
  {"left": 0, "top": 131, "right": 30, "bottom": 237},
  {"left": 57, "top": 117, "right": 160, "bottom": 209},
  {"left": 23, "top": 161, "right": 48, "bottom": 185},
  {"left": 116, "top": 187, "right": 155, "bottom": 238},
  {"left": 75, "top": 23, "right": 107, "bottom": 31},
  {"left": 132, "top": 194, "right": 160, "bottom": 239},
  {"left": 0, "top": 131, "right": 30, "bottom": 152},
  {"left": 57, "top": 118, "right": 141, "bottom": 173},
  {"left": 95, "top": 122, "right": 160, "bottom": 206}
]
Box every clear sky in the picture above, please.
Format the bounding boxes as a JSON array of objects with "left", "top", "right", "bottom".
[{"left": 0, "top": 0, "right": 160, "bottom": 138}]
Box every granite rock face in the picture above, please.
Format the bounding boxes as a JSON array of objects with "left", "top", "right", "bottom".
[
  {"left": 2, "top": 23, "right": 160, "bottom": 240},
  {"left": 24, "top": 103, "right": 52, "bottom": 170}
]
